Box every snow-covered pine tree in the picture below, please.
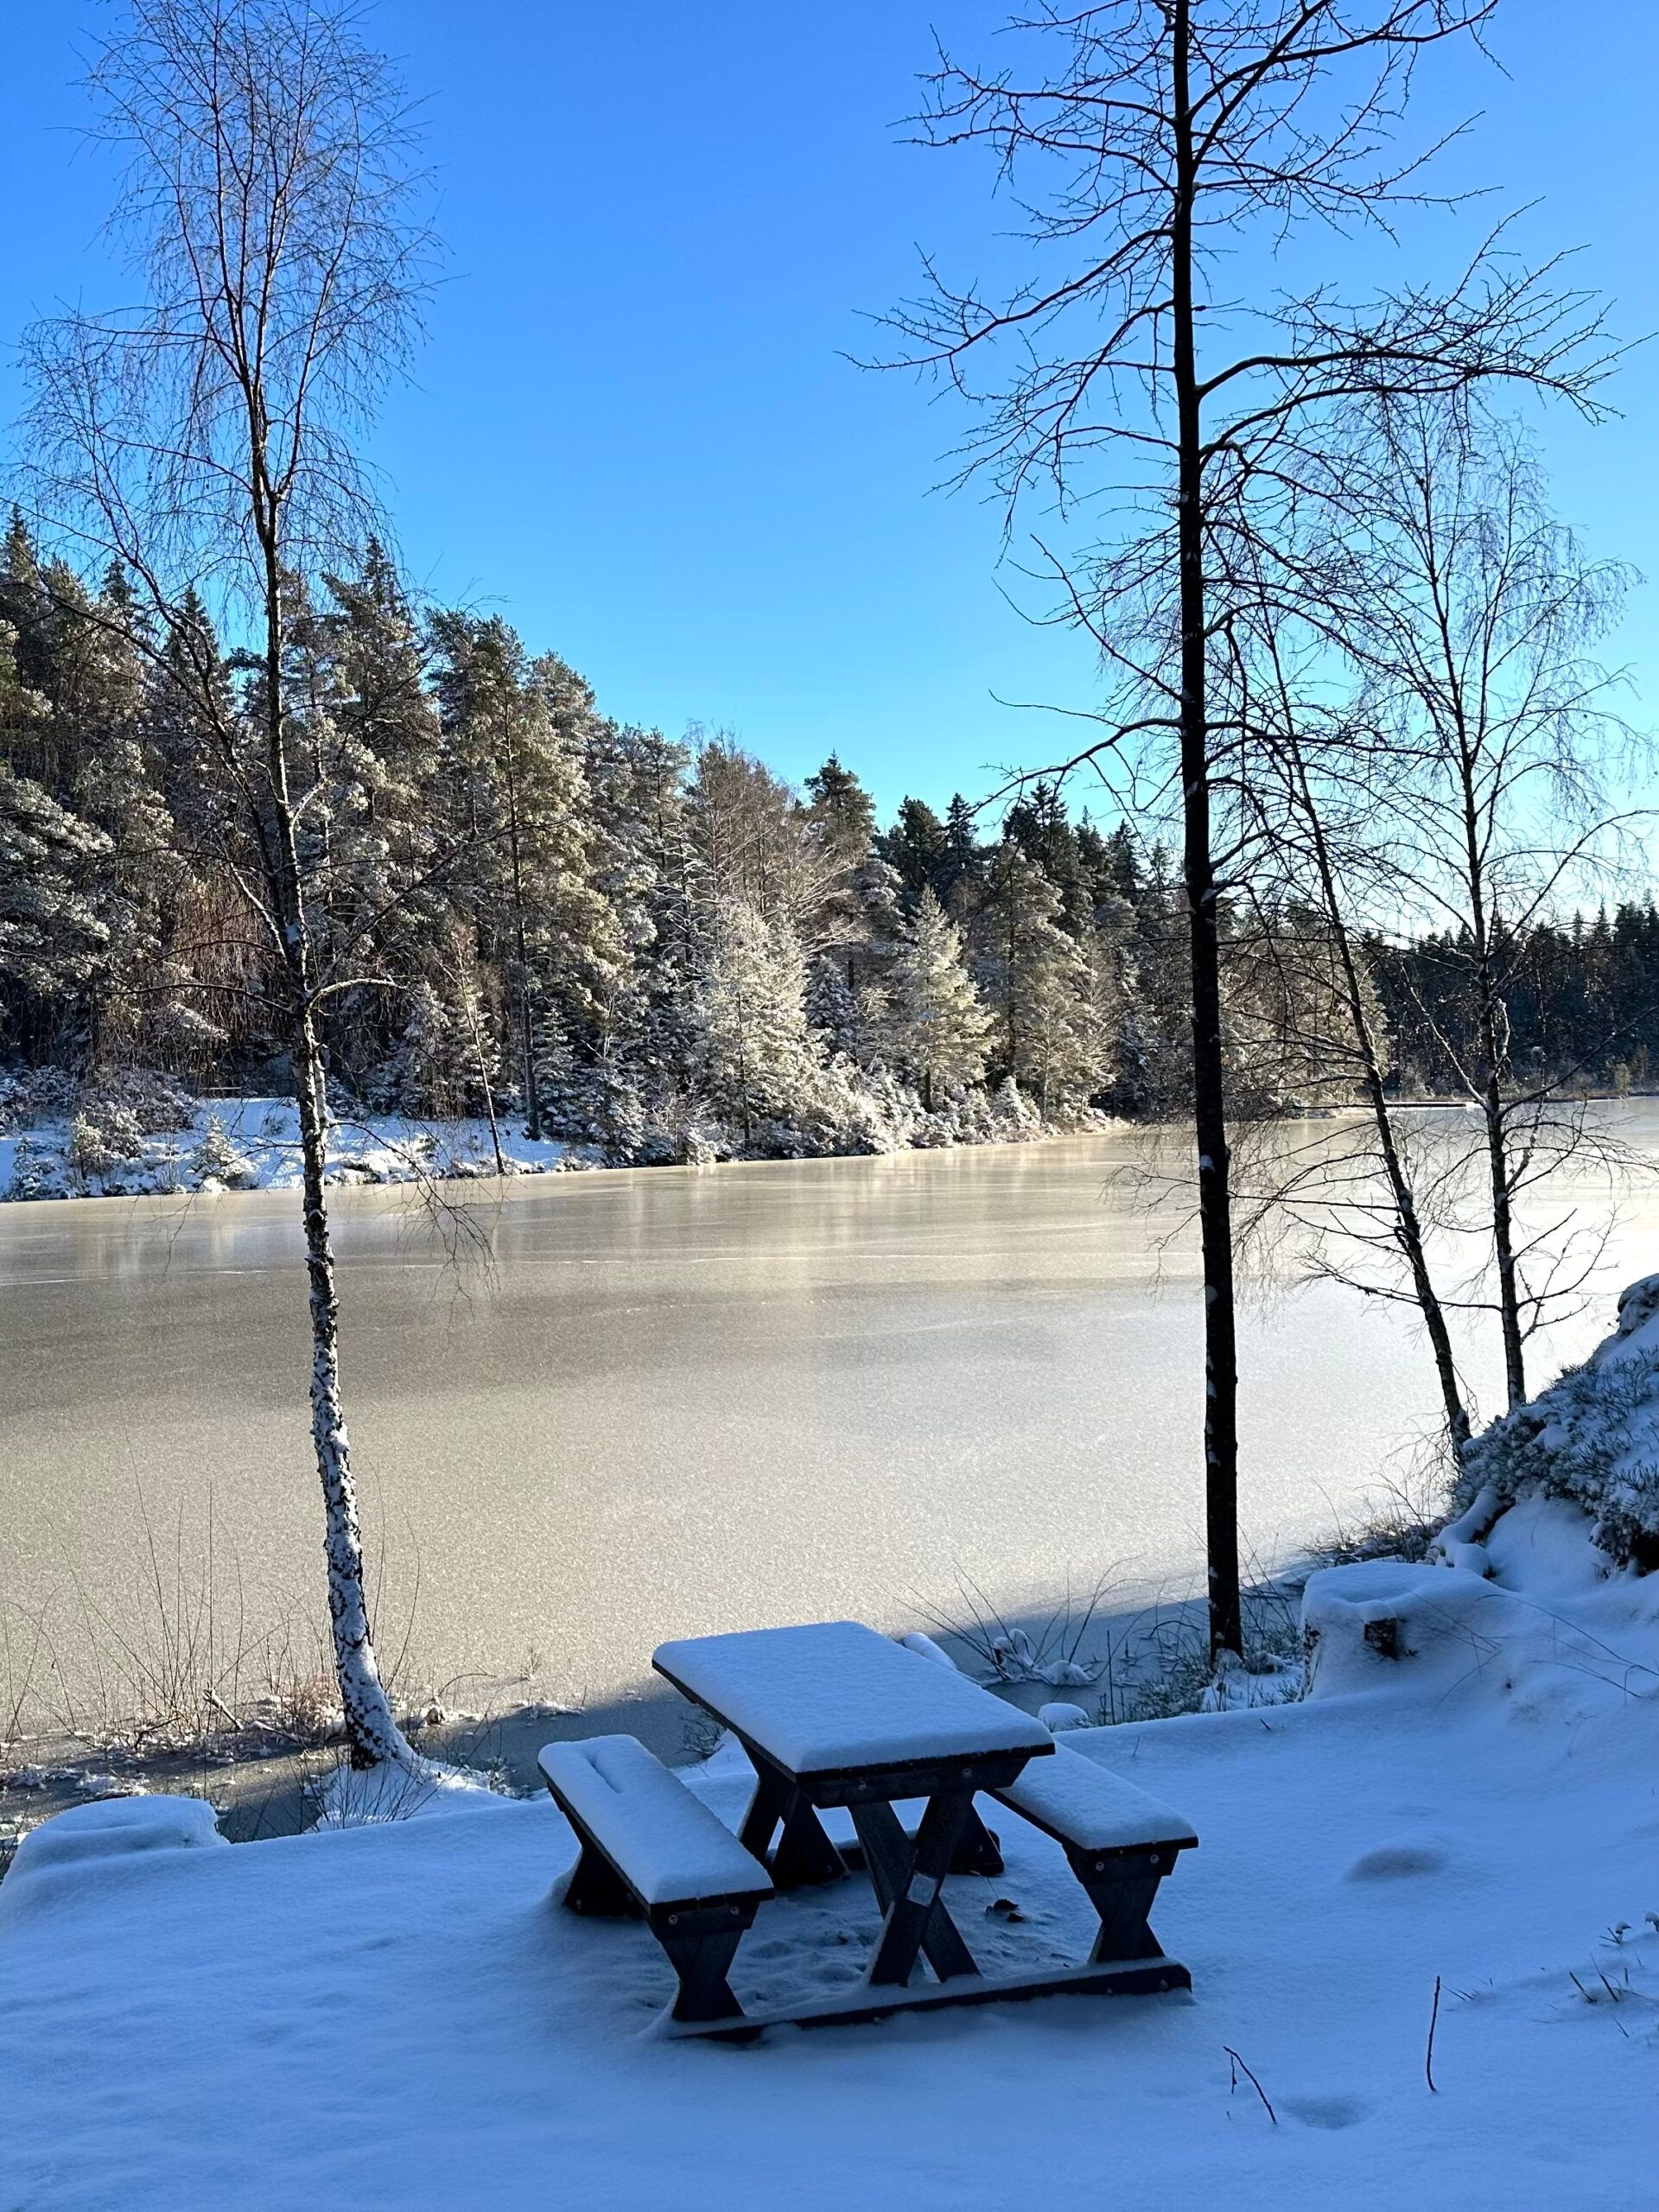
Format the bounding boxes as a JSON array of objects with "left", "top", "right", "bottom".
[
  {"left": 696, "top": 899, "right": 821, "bottom": 1150},
  {"left": 0, "top": 760, "right": 111, "bottom": 1045},
  {"left": 804, "top": 953, "right": 861, "bottom": 1058},
  {"left": 882, "top": 888, "right": 990, "bottom": 1109},
  {"left": 429, "top": 615, "right": 622, "bottom": 1138}
]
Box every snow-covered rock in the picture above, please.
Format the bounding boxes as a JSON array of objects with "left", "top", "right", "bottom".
[
  {"left": 1036, "top": 1700, "right": 1091, "bottom": 1732},
  {"left": 0, "top": 1795, "right": 225, "bottom": 1918},
  {"left": 1452, "top": 1273, "right": 1659, "bottom": 1569}
]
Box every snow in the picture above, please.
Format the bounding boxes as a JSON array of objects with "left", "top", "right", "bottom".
[
  {"left": 1036, "top": 1700, "right": 1093, "bottom": 1733},
  {"left": 1, "top": 1091, "right": 580, "bottom": 1203},
  {"left": 652, "top": 1621, "right": 1054, "bottom": 1775},
  {"left": 3, "top": 1509, "right": 1654, "bottom": 2209},
  {"left": 2, "top": 1795, "right": 226, "bottom": 1898},
  {"left": 538, "top": 1736, "right": 772, "bottom": 1906},
  {"left": 996, "top": 1738, "right": 1198, "bottom": 1851}
]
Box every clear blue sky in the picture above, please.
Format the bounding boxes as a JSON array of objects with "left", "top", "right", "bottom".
[{"left": 1, "top": 1, "right": 1655, "bottom": 821}]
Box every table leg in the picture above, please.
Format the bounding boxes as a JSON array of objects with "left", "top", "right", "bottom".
[
  {"left": 738, "top": 1765, "right": 788, "bottom": 1861},
  {"left": 863, "top": 1791, "right": 979, "bottom": 1988},
  {"left": 741, "top": 1758, "right": 844, "bottom": 1890}
]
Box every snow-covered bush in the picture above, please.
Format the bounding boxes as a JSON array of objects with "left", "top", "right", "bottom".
[
  {"left": 4, "top": 1135, "right": 60, "bottom": 1199},
  {"left": 988, "top": 1075, "right": 1042, "bottom": 1138},
  {"left": 1452, "top": 1274, "right": 1659, "bottom": 1570},
  {"left": 66, "top": 1104, "right": 143, "bottom": 1185},
  {"left": 88, "top": 1068, "right": 193, "bottom": 1135},
  {"left": 192, "top": 1115, "right": 256, "bottom": 1189},
  {"left": 0, "top": 1065, "right": 76, "bottom": 1132}
]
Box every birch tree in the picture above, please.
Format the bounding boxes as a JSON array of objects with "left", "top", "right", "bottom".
[
  {"left": 1315, "top": 397, "right": 1641, "bottom": 1410},
  {"left": 886, "top": 0, "right": 1605, "bottom": 1656},
  {"left": 22, "top": 0, "right": 435, "bottom": 1766}
]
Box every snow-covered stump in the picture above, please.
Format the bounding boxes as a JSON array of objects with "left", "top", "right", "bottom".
[{"left": 1300, "top": 1562, "right": 1520, "bottom": 1700}]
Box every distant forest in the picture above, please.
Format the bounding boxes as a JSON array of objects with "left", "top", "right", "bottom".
[{"left": 3, "top": 510, "right": 1655, "bottom": 1165}]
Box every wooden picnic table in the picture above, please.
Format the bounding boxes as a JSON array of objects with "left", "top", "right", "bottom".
[{"left": 649, "top": 1619, "right": 1194, "bottom": 2033}]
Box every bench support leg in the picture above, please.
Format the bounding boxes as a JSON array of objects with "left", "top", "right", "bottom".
[
  {"left": 951, "top": 1805, "right": 1005, "bottom": 1877},
  {"left": 562, "top": 1844, "right": 637, "bottom": 1919},
  {"left": 741, "top": 1762, "right": 846, "bottom": 1890},
  {"left": 653, "top": 1905, "right": 758, "bottom": 2025},
  {"left": 1063, "top": 1850, "right": 1165, "bottom": 1965}
]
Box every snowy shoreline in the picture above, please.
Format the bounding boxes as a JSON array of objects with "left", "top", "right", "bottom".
[{"left": 0, "top": 1082, "right": 1114, "bottom": 1205}]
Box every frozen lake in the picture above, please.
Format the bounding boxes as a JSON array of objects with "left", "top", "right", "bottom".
[{"left": 3, "top": 1116, "right": 1655, "bottom": 1724}]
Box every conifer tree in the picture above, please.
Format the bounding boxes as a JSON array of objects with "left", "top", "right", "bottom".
[
  {"left": 883, "top": 889, "right": 990, "bottom": 1109},
  {"left": 696, "top": 899, "right": 820, "bottom": 1147}
]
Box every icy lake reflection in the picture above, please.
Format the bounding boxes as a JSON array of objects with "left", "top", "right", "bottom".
[{"left": 5, "top": 1113, "right": 1657, "bottom": 1717}]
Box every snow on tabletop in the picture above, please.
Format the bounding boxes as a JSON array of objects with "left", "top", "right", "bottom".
[
  {"left": 997, "top": 1738, "right": 1198, "bottom": 1850},
  {"left": 538, "top": 1736, "right": 771, "bottom": 1906},
  {"left": 652, "top": 1620, "right": 1052, "bottom": 1776}
]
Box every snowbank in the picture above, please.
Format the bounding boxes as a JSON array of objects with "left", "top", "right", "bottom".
[
  {"left": 1452, "top": 1274, "right": 1659, "bottom": 1568},
  {"left": 3, "top": 1502, "right": 1654, "bottom": 2209}
]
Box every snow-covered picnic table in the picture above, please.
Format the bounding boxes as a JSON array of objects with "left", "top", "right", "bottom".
[{"left": 617, "top": 1619, "right": 1198, "bottom": 2033}]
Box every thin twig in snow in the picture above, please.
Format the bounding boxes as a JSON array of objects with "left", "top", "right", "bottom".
[{"left": 1224, "top": 2046, "right": 1277, "bottom": 2125}]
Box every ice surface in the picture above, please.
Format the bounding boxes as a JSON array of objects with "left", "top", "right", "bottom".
[
  {"left": 653, "top": 1621, "right": 1052, "bottom": 1777},
  {"left": 997, "top": 1738, "right": 1198, "bottom": 1849},
  {"left": 538, "top": 1736, "right": 772, "bottom": 1905}
]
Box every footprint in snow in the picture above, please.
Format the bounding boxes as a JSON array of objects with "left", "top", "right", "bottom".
[
  {"left": 1281, "top": 2094, "right": 1373, "bottom": 2131},
  {"left": 1344, "top": 1839, "right": 1450, "bottom": 1881}
]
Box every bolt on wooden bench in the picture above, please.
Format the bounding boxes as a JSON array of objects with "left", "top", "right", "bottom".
[{"left": 538, "top": 1736, "right": 773, "bottom": 2027}]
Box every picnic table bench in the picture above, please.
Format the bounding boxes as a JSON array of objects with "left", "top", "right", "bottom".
[
  {"left": 539, "top": 1735, "right": 774, "bottom": 2025},
  {"left": 543, "top": 1619, "right": 1197, "bottom": 2037}
]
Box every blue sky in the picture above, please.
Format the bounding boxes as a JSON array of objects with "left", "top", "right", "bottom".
[{"left": 1, "top": 1, "right": 1655, "bottom": 821}]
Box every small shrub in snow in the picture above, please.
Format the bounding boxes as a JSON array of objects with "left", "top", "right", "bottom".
[
  {"left": 87, "top": 1069, "right": 192, "bottom": 1136},
  {"left": 67, "top": 1106, "right": 143, "bottom": 1184},
  {"left": 5, "top": 1136, "right": 60, "bottom": 1199},
  {"left": 989, "top": 1075, "right": 1042, "bottom": 1137},
  {"left": 0, "top": 1066, "right": 76, "bottom": 1133},
  {"left": 191, "top": 1115, "right": 256, "bottom": 1188}
]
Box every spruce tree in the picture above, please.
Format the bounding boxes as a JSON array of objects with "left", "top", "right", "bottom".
[
  {"left": 883, "top": 889, "right": 990, "bottom": 1109},
  {"left": 696, "top": 899, "right": 820, "bottom": 1149}
]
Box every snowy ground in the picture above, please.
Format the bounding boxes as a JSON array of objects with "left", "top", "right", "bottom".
[
  {"left": 0, "top": 1092, "right": 580, "bottom": 1202},
  {"left": 2, "top": 1490, "right": 1654, "bottom": 2210}
]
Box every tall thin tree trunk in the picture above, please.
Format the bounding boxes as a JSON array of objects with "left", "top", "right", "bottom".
[
  {"left": 1287, "top": 744, "right": 1471, "bottom": 1452},
  {"left": 1173, "top": 0, "right": 1243, "bottom": 1659},
  {"left": 1457, "top": 738, "right": 1527, "bottom": 1408},
  {"left": 461, "top": 974, "right": 505, "bottom": 1177},
  {"left": 261, "top": 549, "right": 410, "bottom": 1770},
  {"left": 292, "top": 1002, "right": 409, "bottom": 1764},
  {"left": 1482, "top": 1073, "right": 1526, "bottom": 1407}
]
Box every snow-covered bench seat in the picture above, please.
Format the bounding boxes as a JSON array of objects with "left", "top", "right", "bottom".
[
  {"left": 539, "top": 1735, "right": 773, "bottom": 2024},
  {"left": 989, "top": 1740, "right": 1198, "bottom": 1967}
]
